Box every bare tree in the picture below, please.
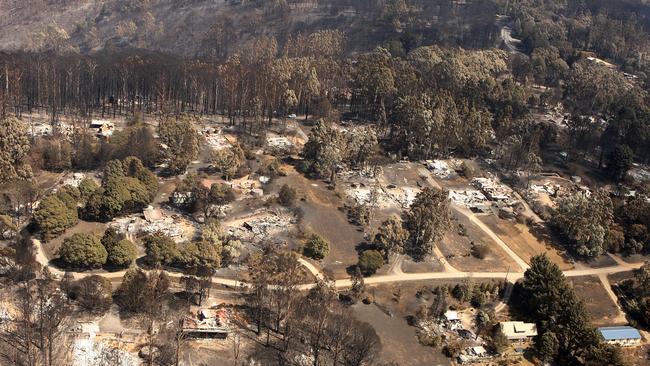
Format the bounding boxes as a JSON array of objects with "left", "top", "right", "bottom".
[
  {"left": 0, "top": 273, "right": 70, "bottom": 366},
  {"left": 231, "top": 328, "right": 242, "bottom": 366},
  {"left": 297, "top": 280, "right": 337, "bottom": 366},
  {"left": 341, "top": 321, "right": 380, "bottom": 366},
  {"left": 156, "top": 317, "right": 187, "bottom": 366}
]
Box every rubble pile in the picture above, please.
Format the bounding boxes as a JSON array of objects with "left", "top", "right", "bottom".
[
  {"left": 28, "top": 121, "right": 73, "bottom": 137},
  {"left": 29, "top": 124, "right": 53, "bottom": 136},
  {"left": 72, "top": 326, "right": 139, "bottom": 366},
  {"left": 0, "top": 256, "right": 16, "bottom": 276},
  {"left": 415, "top": 318, "right": 443, "bottom": 339},
  {"left": 205, "top": 128, "right": 232, "bottom": 150},
  {"left": 386, "top": 186, "right": 420, "bottom": 208},
  {"left": 416, "top": 308, "right": 490, "bottom": 364},
  {"left": 458, "top": 346, "right": 490, "bottom": 364},
  {"left": 426, "top": 159, "right": 463, "bottom": 179},
  {"left": 214, "top": 176, "right": 263, "bottom": 197},
  {"left": 449, "top": 189, "right": 489, "bottom": 211},
  {"left": 530, "top": 184, "right": 559, "bottom": 196},
  {"left": 111, "top": 209, "right": 197, "bottom": 242},
  {"left": 202, "top": 176, "right": 265, "bottom": 199},
  {"left": 182, "top": 306, "right": 232, "bottom": 338},
  {"left": 62, "top": 173, "right": 86, "bottom": 188},
  {"left": 266, "top": 133, "right": 294, "bottom": 152},
  {"left": 344, "top": 181, "right": 420, "bottom": 210},
  {"left": 630, "top": 165, "right": 650, "bottom": 182},
  {"left": 345, "top": 184, "right": 393, "bottom": 208},
  {"left": 426, "top": 160, "right": 455, "bottom": 178},
  {"left": 225, "top": 211, "right": 294, "bottom": 242},
  {"left": 472, "top": 177, "right": 518, "bottom": 206},
  {"left": 0, "top": 305, "right": 11, "bottom": 322}
]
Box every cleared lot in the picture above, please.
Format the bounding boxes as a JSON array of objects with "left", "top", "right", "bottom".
[
  {"left": 437, "top": 208, "right": 520, "bottom": 273},
  {"left": 479, "top": 215, "right": 573, "bottom": 270}
]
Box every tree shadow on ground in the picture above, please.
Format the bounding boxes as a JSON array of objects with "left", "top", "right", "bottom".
[{"left": 528, "top": 221, "right": 576, "bottom": 263}]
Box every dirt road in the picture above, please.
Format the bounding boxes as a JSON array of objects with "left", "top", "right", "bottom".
[
  {"left": 34, "top": 237, "right": 644, "bottom": 292},
  {"left": 598, "top": 274, "right": 628, "bottom": 324}
]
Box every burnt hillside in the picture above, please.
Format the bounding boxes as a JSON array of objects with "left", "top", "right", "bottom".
[{"left": 0, "top": 0, "right": 499, "bottom": 58}]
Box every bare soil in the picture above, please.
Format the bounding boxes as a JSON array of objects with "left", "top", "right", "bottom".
[
  {"left": 352, "top": 282, "right": 454, "bottom": 366},
  {"left": 352, "top": 303, "right": 451, "bottom": 366},
  {"left": 570, "top": 276, "right": 625, "bottom": 326},
  {"left": 274, "top": 165, "right": 365, "bottom": 278},
  {"left": 609, "top": 271, "right": 637, "bottom": 284},
  {"left": 437, "top": 209, "right": 519, "bottom": 272},
  {"left": 478, "top": 215, "right": 573, "bottom": 270},
  {"left": 620, "top": 345, "right": 650, "bottom": 365},
  {"left": 401, "top": 258, "right": 444, "bottom": 273}
]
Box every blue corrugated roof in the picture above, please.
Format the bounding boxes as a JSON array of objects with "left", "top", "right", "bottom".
[{"left": 598, "top": 326, "right": 641, "bottom": 341}]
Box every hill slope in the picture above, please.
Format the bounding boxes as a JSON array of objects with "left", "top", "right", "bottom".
[{"left": 0, "top": 0, "right": 499, "bottom": 57}]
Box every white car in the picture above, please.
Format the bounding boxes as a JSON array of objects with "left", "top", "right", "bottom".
[{"left": 287, "top": 114, "right": 297, "bottom": 119}]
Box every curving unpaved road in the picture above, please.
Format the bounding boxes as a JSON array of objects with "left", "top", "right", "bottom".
[
  {"left": 500, "top": 26, "right": 524, "bottom": 54},
  {"left": 35, "top": 238, "right": 645, "bottom": 292},
  {"left": 298, "top": 257, "right": 325, "bottom": 281}
]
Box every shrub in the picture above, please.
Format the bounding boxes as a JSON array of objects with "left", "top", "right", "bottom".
[
  {"left": 33, "top": 193, "right": 78, "bottom": 240},
  {"left": 101, "top": 227, "right": 122, "bottom": 250},
  {"left": 178, "top": 240, "right": 221, "bottom": 269},
  {"left": 418, "top": 332, "right": 442, "bottom": 348},
  {"left": 486, "top": 327, "right": 509, "bottom": 354},
  {"left": 303, "top": 234, "right": 329, "bottom": 260},
  {"left": 58, "top": 233, "right": 107, "bottom": 268},
  {"left": 278, "top": 184, "right": 297, "bottom": 206},
  {"left": 107, "top": 239, "right": 137, "bottom": 268},
  {"left": 458, "top": 223, "right": 467, "bottom": 236},
  {"left": 71, "top": 275, "right": 113, "bottom": 313},
  {"left": 471, "top": 290, "right": 488, "bottom": 308},
  {"left": 209, "top": 183, "right": 236, "bottom": 205},
  {"left": 78, "top": 178, "right": 100, "bottom": 202},
  {"left": 116, "top": 269, "right": 170, "bottom": 314},
  {"left": 470, "top": 243, "right": 490, "bottom": 259},
  {"left": 357, "top": 250, "right": 384, "bottom": 276},
  {"left": 443, "top": 340, "right": 463, "bottom": 358},
  {"left": 459, "top": 161, "right": 475, "bottom": 179},
  {"left": 143, "top": 233, "right": 179, "bottom": 266},
  {"left": 257, "top": 157, "right": 282, "bottom": 178},
  {"left": 83, "top": 157, "right": 158, "bottom": 221}
]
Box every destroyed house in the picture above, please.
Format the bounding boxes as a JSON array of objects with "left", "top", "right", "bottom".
[
  {"left": 90, "top": 120, "right": 115, "bottom": 138},
  {"left": 182, "top": 308, "right": 230, "bottom": 339},
  {"left": 444, "top": 310, "right": 460, "bottom": 323},
  {"left": 472, "top": 178, "right": 515, "bottom": 204}
]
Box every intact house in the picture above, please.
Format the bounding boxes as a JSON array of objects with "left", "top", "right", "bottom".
[
  {"left": 500, "top": 321, "right": 537, "bottom": 342},
  {"left": 598, "top": 326, "right": 642, "bottom": 347}
]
